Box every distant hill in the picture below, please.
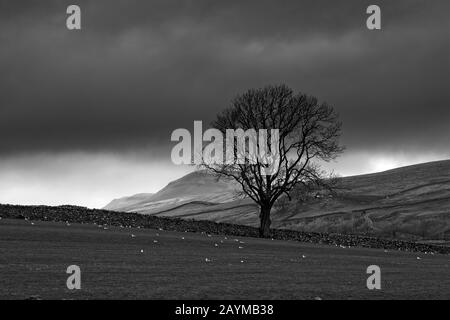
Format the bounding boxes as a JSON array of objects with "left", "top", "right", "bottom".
[
  {"left": 104, "top": 160, "right": 450, "bottom": 241},
  {"left": 104, "top": 170, "right": 240, "bottom": 214},
  {"left": 104, "top": 193, "right": 155, "bottom": 212}
]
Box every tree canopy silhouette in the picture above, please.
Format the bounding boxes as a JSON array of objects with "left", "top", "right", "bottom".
[{"left": 203, "top": 84, "right": 343, "bottom": 237}]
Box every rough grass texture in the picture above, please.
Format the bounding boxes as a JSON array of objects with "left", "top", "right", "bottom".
[{"left": 0, "top": 204, "right": 448, "bottom": 254}]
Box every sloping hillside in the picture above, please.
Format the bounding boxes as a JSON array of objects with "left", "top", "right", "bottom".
[
  {"left": 104, "top": 170, "right": 241, "bottom": 214},
  {"left": 104, "top": 193, "right": 155, "bottom": 212},
  {"left": 104, "top": 160, "right": 450, "bottom": 240},
  {"left": 276, "top": 160, "right": 450, "bottom": 240}
]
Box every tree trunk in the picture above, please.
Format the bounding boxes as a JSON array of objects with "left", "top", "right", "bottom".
[{"left": 259, "top": 205, "right": 272, "bottom": 238}]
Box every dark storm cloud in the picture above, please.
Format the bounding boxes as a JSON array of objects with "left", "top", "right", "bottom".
[{"left": 0, "top": 0, "right": 448, "bottom": 155}]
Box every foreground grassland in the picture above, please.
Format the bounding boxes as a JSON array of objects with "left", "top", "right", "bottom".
[{"left": 0, "top": 219, "right": 448, "bottom": 300}]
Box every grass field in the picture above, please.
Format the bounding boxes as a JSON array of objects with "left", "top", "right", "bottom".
[{"left": 0, "top": 218, "right": 449, "bottom": 300}]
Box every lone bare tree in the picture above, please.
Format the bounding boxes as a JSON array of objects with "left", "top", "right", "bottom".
[{"left": 203, "top": 84, "right": 343, "bottom": 237}]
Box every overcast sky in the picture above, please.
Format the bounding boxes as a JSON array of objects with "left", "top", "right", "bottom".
[{"left": 0, "top": 0, "right": 449, "bottom": 208}]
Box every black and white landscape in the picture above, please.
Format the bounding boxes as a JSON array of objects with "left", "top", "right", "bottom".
[{"left": 0, "top": 0, "right": 449, "bottom": 302}]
